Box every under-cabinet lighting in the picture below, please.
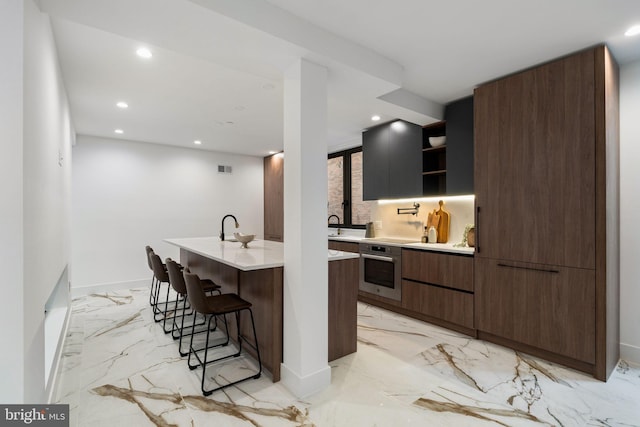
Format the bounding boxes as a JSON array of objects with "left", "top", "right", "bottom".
[
  {"left": 378, "top": 194, "right": 475, "bottom": 205},
  {"left": 625, "top": 25, "right": 640, "bottom": 36},
  {"left": 136, "top": 47, "right": 152, "bottom": 58}
]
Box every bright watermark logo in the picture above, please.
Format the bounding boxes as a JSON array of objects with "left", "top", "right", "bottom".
[{"left": 1, "top": 405, "right": 68, "bottom": 426}]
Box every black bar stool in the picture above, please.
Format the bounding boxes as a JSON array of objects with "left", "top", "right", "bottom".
[
  {"left": 166, "top": 258, "right": 221, "bottom": 354},
  {"left": 149, "top": 252, "right": 180, "bottom": 324},
  {"left": 145, "top": 246, "right": 159, "bottom": 308},
  {"left": 184, "top": 272, "right": 262, "bottom": 396},
  {"left": 145, "top": 246, "right": 173, "bottom": 318}
]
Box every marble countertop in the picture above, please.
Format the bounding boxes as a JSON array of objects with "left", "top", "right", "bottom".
[
  {"left": 328, "top": 234, "right": 475, "bottom": 255},
  {"left": 165, "top": 237, "right": 358, "bottom": 271}
]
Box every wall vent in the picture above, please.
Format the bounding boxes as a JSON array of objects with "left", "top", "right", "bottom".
[{"left": 217, "top": 165, "right": 233, "bottom": 174}]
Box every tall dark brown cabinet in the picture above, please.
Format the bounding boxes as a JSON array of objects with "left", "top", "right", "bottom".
[
  {"left": 474, "top": 45, "right": 619, "bottom": 381},
  {"left": 264, "top": 153, "right": 284, "bottom": 242}
]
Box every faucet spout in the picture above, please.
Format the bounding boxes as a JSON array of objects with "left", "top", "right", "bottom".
[{"left": 220, "top": 214, "right": 239, "bottom": 241}]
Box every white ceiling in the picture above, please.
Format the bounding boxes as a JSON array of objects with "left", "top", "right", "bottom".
[{"left": 41, "top": 0, "right": 640, "bottom": 156}]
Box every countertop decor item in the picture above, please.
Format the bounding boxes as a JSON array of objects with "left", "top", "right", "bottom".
[
  {"left": 426, "top": 211, "right": 440, "bottom": 243},
  {"left": 429, "top": 136, "right": 446, "bottom": 147},
  {"left": 455, "top": 224, "right": 475, "bottom": 248},
  {"left": 365, "top": 222, "right": 375, "bottom": 238},
  {"left": 233, "top": 232, "right": 255, "bottom": 248},
  {"left": 467, "top": 227, "right": 475, "bottom": 247},
  {"left": 436, "top": 200, "right": 450, "bottom": 243}
]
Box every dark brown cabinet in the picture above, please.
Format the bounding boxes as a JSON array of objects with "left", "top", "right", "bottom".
[
  {"left": 401, "top": 249, "right": 475, "bottom": 334},
  {"left": 474, "top": 45, "right": 619, "bottom": 380},
  {"left": 474, "top": 50, "right": 596, "bottom": 268},
  {"left": 402, "top": 249, "right": 473, "bottom": 292},
  {"left": 475, "top": 258, "right": 596, "bottom": 364},
  {"left": 263, "top": 154, "right": 283, "bottom": 242},
  {"left": 328, "top": 240, "right": 359, "bottom": 253}
]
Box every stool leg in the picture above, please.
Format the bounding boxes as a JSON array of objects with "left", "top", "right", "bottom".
[
  {"left": 155, "top": 282, "right": 171, "bottom": 322},
  {"left": 247, "top": 308, "right": 262, "bottom": 379},
  {"left": 149, "top": 275, "right": 156, "bottom": 306},
  {"left": 187, "top": 312, "right": 199, "bottom": 370},
  {"left": 163, "top": 290, "right": 180, "bottom": 333},
  {"left": 198, "top": 308, "right": 262, "bottom": 396}
]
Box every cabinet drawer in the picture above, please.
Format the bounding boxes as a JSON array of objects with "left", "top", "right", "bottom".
[
  {"left": 475, "top": 258, "right": 595, "bottom": 363},
  {"left": 402, "top": 280, "right": 474, "bottom": 329},
  {"left": 328, "top": 241, "right": 360, "bottom": 253},
  {"left": 402, "top": 249, "right": 473, "bottom": 292}
]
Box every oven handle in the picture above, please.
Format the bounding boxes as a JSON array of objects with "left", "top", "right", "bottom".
[{"left": 361, "top": 253, "right": 396, "bottom": 263}]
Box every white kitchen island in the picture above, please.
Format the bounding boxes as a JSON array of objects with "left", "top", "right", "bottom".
[{"left": 165, "top": 236, "right": 360, "bottom": 382}]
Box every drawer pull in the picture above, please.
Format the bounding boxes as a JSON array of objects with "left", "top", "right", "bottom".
[{"left": 497, "top": 263, "right": 560, "bottom": 274}]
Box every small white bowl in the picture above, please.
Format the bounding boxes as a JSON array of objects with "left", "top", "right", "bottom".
[
  {"left": 429, "top": 136, "right": 446, "bottom": 147},
  {"left": 233, "top": 232, "right": 255, "bottom": 248}
]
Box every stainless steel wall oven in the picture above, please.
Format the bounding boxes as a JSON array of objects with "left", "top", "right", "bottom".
[{"left": 359, "top": 241, "right": 402, "bottom": 301}]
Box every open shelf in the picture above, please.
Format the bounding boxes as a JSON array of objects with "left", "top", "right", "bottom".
[{"left": 422, "top": 121, "right": 447, "bottom": 196}]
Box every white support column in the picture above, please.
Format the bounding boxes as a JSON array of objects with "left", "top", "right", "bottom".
[{"left": 281, "top": 58, "right": 330, "bottom": 397}]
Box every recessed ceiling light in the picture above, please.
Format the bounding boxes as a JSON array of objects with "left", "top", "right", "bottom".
[
  {"left": 194, "top": 140, "right": 202, "bottom": 145},
  {"left": 116, "top": 101, "right": 128, "bottom": 109},
  {"left": 226, "top": 121, "right": 234, "bottom": 125},
  {"left": 136, "top": 47, "right": 152, "bottom": 58},
  {"left": 268, "top": 150, "right": 277, "bottom": 155},
  {"left": 114, "top": 129, "right": 124, "bottom": 134},
  {"left": 371, "top": 115, "right": 381, "bottom": 121},
  {"left": 625, "top": 25, "right": 640, "bottom": 37}
]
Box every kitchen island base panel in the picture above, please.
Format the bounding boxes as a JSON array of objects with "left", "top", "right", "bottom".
[{"left": 328, "top": 257, "right": 359, "bottom": 361}]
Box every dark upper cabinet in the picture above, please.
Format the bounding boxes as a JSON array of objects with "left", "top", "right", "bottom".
[
  {"left": 422, "top": 96, "right": 474, "bottom": 196},
  {"left": 363, "top": 120, "right": 422, "bottom": 200},
  {"left": 444, "top": 96, "right": 474, "bottom": 195},
  {"left": 362, "top": 123, "right": 389, "bottom": 200}
]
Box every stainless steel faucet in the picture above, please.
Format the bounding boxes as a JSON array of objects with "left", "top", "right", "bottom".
[{"left": 220, "top": 214, "right": 239, "bottom": 241}]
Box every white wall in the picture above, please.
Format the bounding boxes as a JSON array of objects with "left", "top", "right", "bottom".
[
  {"left": 71, "top": 135, "right": 264, "bottom": 291},
  {"left": 0, "top": 0, "right": 25, "bottom": 404},
  {"left": 0, "top": 0, "right": 76, "bottom": 403},
  {"left": 620, "top": 59, "right": 640, "bottom": 364}
]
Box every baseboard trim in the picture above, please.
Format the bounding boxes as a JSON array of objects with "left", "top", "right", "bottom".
[
  {"left": 71, "top": 279, "right": 148, "bottom": 297},
  {"left": 620, "top": 342, "right": 640, "bottom": 365},
  {"left": 280, "top": 363, "right": 331, "bottom": 399}
]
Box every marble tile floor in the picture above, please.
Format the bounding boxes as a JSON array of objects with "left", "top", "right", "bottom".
[{"left": 53, "top": 287, "right": 640, "bottom": 426}]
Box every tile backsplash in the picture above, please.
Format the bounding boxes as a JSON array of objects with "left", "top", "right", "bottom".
[{"left": 370, "top": 196, "right": 474, "bottom": 244}]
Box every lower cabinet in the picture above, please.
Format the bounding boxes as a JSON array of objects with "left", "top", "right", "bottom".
[
  {"left": 387, "top": 249, "right": 476, "bottom": 335},
  {"left": 475, "top": 258, "right": 596, "bottom": 364},
  {"left": 328, "top": 240, "right": 359, "bottom": 253},
  {"left": 401, "top": 279, "right": 474, "bottom": 329}
]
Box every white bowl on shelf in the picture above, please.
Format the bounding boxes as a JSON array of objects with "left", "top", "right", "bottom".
[
  {"left": 233, "top": 232, "right": 255, "bottom": 248},
  {"left": 429, "top": 136, "right": 446, "bottom": 147}
]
